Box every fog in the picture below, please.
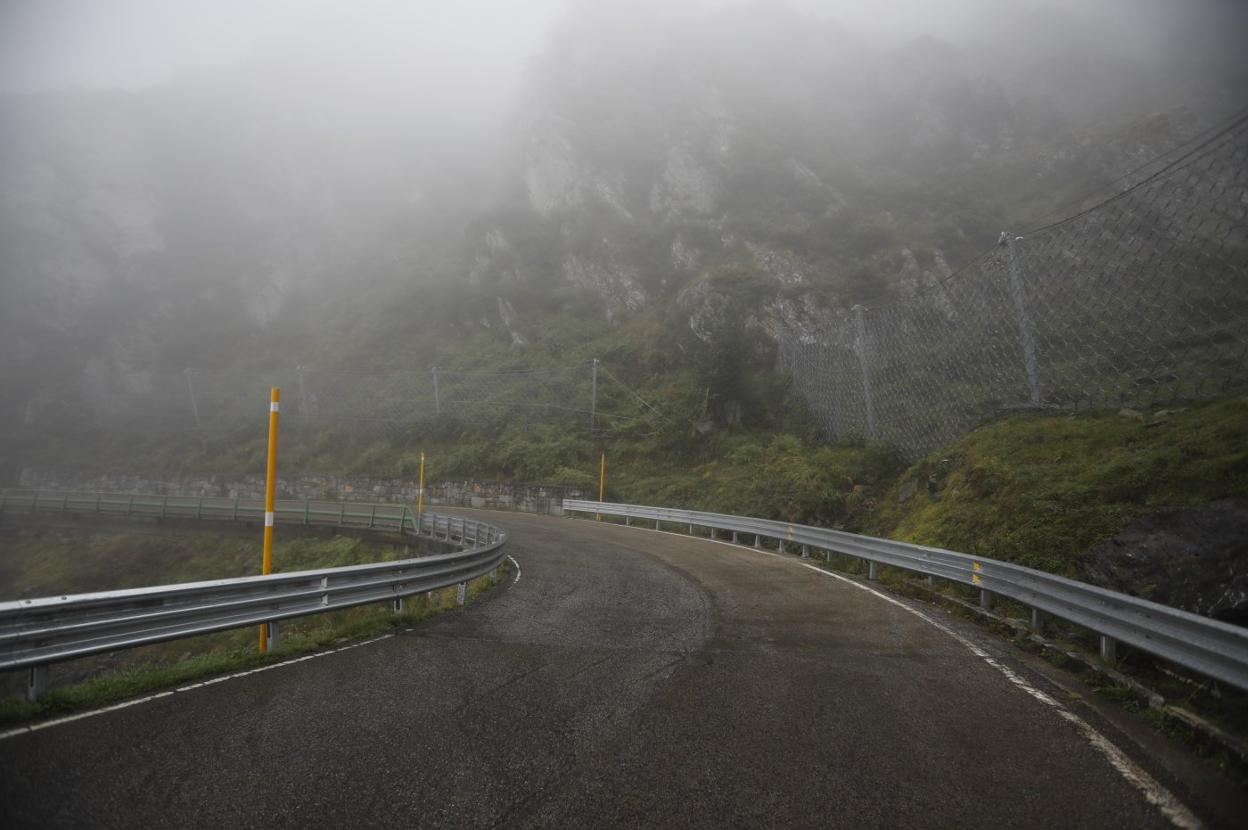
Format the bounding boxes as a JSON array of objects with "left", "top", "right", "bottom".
[{"left": 0, "top": 0, "right": 1245, "bottom": 457}]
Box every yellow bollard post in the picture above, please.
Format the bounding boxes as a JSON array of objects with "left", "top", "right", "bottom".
[
  {"left": 259, "top": 387, "right": 280, "bottom": 653},
  {"left": 597, "top": 452, "right": 605, "bottom": 520}
]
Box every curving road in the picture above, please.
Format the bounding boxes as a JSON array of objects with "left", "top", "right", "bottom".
[{"left": 0, "top": 511, "right": 1241, "bottom": 828}]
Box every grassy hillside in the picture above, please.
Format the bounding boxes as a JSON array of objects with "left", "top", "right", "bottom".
[
  {"left": 0, "top": 531, "right": 406, "bottom": 598},
  {"left": 863, "top": 397, "right": 1248, "bottom": 576}
]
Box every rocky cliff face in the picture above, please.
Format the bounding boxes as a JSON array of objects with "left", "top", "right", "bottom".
[
  {"left": 0, "top": 2, "right": 1236, "bottom": 435},
  {"left": 459, "top": 3, "right": 1218, "bottom": 388}
]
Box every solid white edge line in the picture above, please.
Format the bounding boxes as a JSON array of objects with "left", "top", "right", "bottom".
[
  {"left": 0, "top": 633, "right": 396, "bottom": 743},
  {"left": 1, "top": 554, "right": 517, "bottom": 743},
  {"left": 594, "top": 519, "right": 1202, "bottom": 830}
]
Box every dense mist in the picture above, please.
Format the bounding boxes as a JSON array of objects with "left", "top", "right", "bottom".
[{"left": 1, "top": 0, "right": 1245, "bottom": 456}]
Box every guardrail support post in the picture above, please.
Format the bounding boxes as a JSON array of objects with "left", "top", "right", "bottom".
[
  {"left": 266, "top": 622, "right": 281, "bottom": 650},
  {"left": 392, "top": 596, "right": 405, "bottom": 614},
  {"left": 655, "top": 519, "right": 660, "bottom": 530},
  {"left": 689, "top": 522, "right": 694, "bottom": 535},
  {"left": 979, "top": 589, "right": 994, "bottom": 610},
  {"left": 801, "top": 545, "right": 809, "bottom": 559},
  {"left": 754, "top": 535, "right": 761, "bottom": 549},
  {"left": 732, "top": 531, "right": 738, "bottom": 544},
  {"left": 625, "top": 515, "right": 630, "bottom": 527},
  {"left": 926, "top": 574, "right": 935, "bottom": 586},
  {"left": 868, "top": 561, "right": 880, "bottom": 580},
  {"left": 456, "top": 582, "right": 467, "bottom": 606},
  {"left": 27, "top": 665, "right": 48, "bottom": 702},
  {"left": 1099, "top": 635, "right": 1117, "bottom": 662}
]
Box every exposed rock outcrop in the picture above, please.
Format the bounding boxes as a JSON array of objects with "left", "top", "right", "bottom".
[{"left": 1080, "top": 499, "right": 1248, "bottom": 624}]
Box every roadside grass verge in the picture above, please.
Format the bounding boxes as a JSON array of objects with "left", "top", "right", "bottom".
[{"left": 0, "top": 567, "right": 504, "bottom": 730}]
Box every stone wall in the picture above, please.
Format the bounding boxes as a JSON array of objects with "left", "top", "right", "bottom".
[{"left": 16, "top": 469, "right": 592, "bottom": 516}]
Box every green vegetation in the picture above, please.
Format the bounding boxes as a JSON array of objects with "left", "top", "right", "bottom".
[
  {"left": 0, "top": 531, "right": 411, "bottom": 598},
  {"left": 0, "top": 569, "right": 502, "bottom": 729},
  {"left": 864, "top": 397, "right": 1248, "bottom": 575}
]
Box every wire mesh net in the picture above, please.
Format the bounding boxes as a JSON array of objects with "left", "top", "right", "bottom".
[
  {"left": 97, "top": 360, "right": 664, "bottom": 439},
  {"left": 782, "top": 114, "right": 1248, "bottom": 459}
]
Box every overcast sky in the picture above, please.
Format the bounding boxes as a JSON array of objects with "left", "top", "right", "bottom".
[{"left": 2, "top": 0, "right": 1244, "bottom": 95}]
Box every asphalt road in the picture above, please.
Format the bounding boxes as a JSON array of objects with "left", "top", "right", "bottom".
[{"left": 0, "top": 511, "right": 1238, "bottom": 828}]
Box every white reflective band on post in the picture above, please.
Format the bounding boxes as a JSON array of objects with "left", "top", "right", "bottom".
[
  {"left": 270, "top": 402, "right": 280, "bottom": 413},
  {"left": 264, "top": 512, "right": 275, "bottom": 527}
]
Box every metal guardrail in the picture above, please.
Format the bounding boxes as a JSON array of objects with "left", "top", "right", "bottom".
[
  {"left": 565, "top": 499, "right": 1248, "bottom": 693},
  {"left": 0, "top": 491, "right": 507, "bottom": 698}
]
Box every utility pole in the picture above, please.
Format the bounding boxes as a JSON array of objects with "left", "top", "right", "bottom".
[
  {"left": 590, "top": 358, "right": 599, "bottom": 431},
  {"left": 296, "top": 365, "right": 310, "bottom": 421},
  {"left": 432, "top": 367, "right": 441, "bottom": 416},
  {"left": 1001, "top": 232, "right": 1042, "bottom": 407},
  {"left": 184, "top": 369, "right": 201, "bottom": 429},
  {"left": 852, "top": 305, "right": 878, "bottom": 441}
]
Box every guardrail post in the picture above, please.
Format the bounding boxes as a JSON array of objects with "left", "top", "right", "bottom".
[
  {"left": 368, "top": 504, "right": 377, "bottom": 529},
  {"left": 304, "top": 500, "right": 310, "bottom": 525},
  {"left": 266, "top": 622, "right": 281, "bottom": 650},
  {"left": 754, "top": 535, "right": 761, "bottom": 549},
  {"left": 777, "top": 540, "right": 785, "bottom": 554},
  {"left": 980, "top": 590, "right": 994, "bottom": 610},
  {"left": 868, "top": 561, "right": 880, "bottom": 580},
  {"left": 392, "top": 596, "right": 406, "bottom": 613},
  {"left": 456, "top": 582, "right": 467, "bottom": 606},
  {"left": 689, "top": 522, "right": 694, "bottom": 535},
  {"left": 625, "top": 515, "right": 630, "bottom": 527},
  {"left": 926, "top": 574, "right": 935, "bottom": 586},
  {"left": 232, "top": 498, "right": 239, "bottom": 520},
  {"left": 801, "top": 545, "right": 809, "bottom": 559},
  {"left": 1030, "top": 607, "right": 1045, "bottom": 633},
  {"left": 732, "top": 531, "right": 738, "bottom": 543},
  {"left": 1099, "top": 635, "right": 1117, "bottom": 662},
  {"left": 27, "top": 665, "right": 48, "bottom": 702}
]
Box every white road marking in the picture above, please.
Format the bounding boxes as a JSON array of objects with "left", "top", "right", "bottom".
[
  {"left": 604, "top": 519, "right": 1202, "bottom": 830},
  {"left": 0, "top": 634, "right": 395, "bottom": 742},
  {"left": 1, "top": 558, "right": 519, "bottom": 743}
]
